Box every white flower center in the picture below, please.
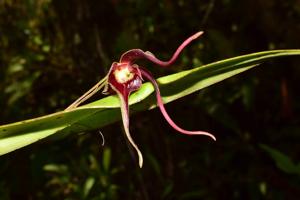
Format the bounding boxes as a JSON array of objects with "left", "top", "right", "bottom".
[{"left": 114, "top": 67, "right": 134, "bottom": 83}]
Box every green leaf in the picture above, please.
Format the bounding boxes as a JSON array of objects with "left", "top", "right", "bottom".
[
  {"left": 102, "top": 148, "right": 111, "bottom": 172},
  {"left": 43, "top": 164, "right": 68, "bottom": 174},
  {"left": 83, "top": 176, "right": 95, "bottom": 199},
  {"left": 1, "top": 49, "right": 300, "bottom": 155},
  {"left": 260, "top": 144, "right": 300, "bottom": 176}
]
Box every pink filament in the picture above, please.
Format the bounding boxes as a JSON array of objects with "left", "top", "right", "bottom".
[{"left": 140, "top": 68, "right": 216, "bottom": 141}]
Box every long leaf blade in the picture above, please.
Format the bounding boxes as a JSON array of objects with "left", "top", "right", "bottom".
[{"left": 0, "top": 49, "right": 299, "bottom": 155}]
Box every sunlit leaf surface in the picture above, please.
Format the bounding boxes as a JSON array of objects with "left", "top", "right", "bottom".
[{"left": 1, "top": 49, "right": 300, "bottom": 155}]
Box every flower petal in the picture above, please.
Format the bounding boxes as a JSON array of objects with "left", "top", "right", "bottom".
[
  {"left": 108, "top": 63, "right": 144, "bottom": 167},
  {"left": 120, "top": 31, "right": 204, "bottom": 67},
  {"left": 112, "top": 87, "right": 144, "bottom": 168},
  {"left": 140, "top": 67, "right": 216, "bottom": 141}
]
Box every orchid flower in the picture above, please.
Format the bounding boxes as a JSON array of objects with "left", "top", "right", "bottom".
[{"left": 66, "top": 31, "right": 216, "bottom": 168}]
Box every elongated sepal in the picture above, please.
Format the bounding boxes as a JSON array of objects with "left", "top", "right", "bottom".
[
  {"left": 140, "top": 67, "right": 216, "bottom": 141},
  {"left": 65, "top": 75, "right": 108, "bottom": 110},
  {"left": 120, "top": 31, "right": 204, "bottom": 67},
  {"left": 107, "top": 62, "right": 144, "bottom": 167},
  {"left": 116, "top": 91, "right": 143, "bottom": 167}
]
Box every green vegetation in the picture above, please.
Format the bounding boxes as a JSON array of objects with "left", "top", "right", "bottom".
[{"left": 1, "top": 0, "right": 300, "bottom": 199}]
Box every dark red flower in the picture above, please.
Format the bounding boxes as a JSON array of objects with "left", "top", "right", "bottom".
[{"left": 66, "top": 32, "right": 216, "bottom": 168}]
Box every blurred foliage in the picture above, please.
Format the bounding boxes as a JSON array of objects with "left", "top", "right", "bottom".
[
  {"left": 0, "top": 0, "right": 300, "bottom": 199},
  {"left": 260, "top": 144, "right": 300, "bottom": 177}
]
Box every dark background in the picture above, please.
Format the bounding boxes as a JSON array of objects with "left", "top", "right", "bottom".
[{"left": 1, "top": 0, "right": 300, "bottom": 199}]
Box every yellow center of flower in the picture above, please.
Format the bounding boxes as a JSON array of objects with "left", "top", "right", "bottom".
[{"left": 114, "top": 67, "right": 134, "bottom": 84}]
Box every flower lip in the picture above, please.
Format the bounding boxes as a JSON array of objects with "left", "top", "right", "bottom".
[{"left": 108, "top": 62, "right": 142, "bottom": 94}]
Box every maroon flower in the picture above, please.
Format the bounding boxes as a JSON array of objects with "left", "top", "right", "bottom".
[{"left": 66, "top": 32, "right": 216, "bottom": 167}]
